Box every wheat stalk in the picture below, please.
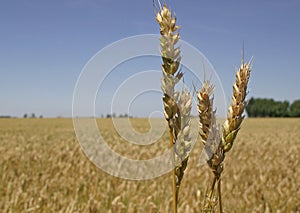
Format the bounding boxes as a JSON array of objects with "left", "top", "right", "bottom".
[
  {"left": 198, "top": 57, "right": 253, "bottom": 212},
  {"left": 155, "top": 1, "right": 194, "bottom": 212},
  {"left": 155, "top": 2, "right": 182, "bottom": 213},
  {"left": 197, "top": 80, "right": 222, "bottom": 211}
]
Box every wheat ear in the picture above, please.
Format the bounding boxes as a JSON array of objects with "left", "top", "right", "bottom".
[
  {"left": 174, "top": 88, "right": 192, "bottom": 202},
  {"left": 197, "top": 81, "right": 215, "bottom": 145},
  {"left": 222, "top": 57, "right": 253, "bottom": 152},
  {"left": 156, "top": 2, "right": 182, "bottom": 213}
]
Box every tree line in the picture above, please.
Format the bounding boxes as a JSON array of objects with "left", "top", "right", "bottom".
[
  {"left": 246, "top": 98, "right": 300, "bottom": 117},
  {"left": 23, "top": 113, "right": 43, "bottom": 118}
]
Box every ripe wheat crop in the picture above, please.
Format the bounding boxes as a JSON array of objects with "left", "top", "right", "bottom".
[{"left": 0, "top": 118, "right": 299, "bottom": 212}]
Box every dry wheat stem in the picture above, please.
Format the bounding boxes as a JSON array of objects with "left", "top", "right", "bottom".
[
  {"left": 217, "top": 178, "right": 222, "bottom": 213},
  {"left": 169, "top": 127, "right": 177, "bottom": 213}
]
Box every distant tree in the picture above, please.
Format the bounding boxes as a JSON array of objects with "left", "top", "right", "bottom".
[
  {"left": 118, "top": 113, "right": 128, "bottom": 118},
  {"left": 39, "top": 115, "right": 43, "bottom": 118},
  {"left": 289, "top": 100, "right": 300, "bottom": 117},
  {"left": 0, "top": 115, "right": 11, "bottom": 118},
  {"left": 246, "top": 97, "right": 255, "bottom": 117},
  {"left": 276, "top": 100, "right": 289, "bottom": 117},
  {"left": 31, "top": 113, "right": 36, "bottom": 118},
  {"left": 246, "top": 98, "right": 289, "bottom": 117},
  {"left": 24, "top": 113, "right": 28, "bottom": 118},
  {"left": 106, "top": 114, "right": 111, "bottom": 118}
]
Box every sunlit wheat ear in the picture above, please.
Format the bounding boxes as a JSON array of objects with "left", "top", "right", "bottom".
[
  {"left": 157, "top": 2, "right": 182, "bottom": 119},
  {"left": 156, "top": 3, "right": 181, "bottom": 77},
  {"left": 197, "top": 80, "right": 215, "bottom": 146},
  {"left": 222, "top": 57, "right": 253, "bottom": 152},
  {"left": 156, "top": 2, "right": 182, "bottom": 145}
]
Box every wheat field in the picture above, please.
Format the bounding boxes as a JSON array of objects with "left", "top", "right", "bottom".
[{"left": 0, "top": 118, "right": 299, "bottom": 212}]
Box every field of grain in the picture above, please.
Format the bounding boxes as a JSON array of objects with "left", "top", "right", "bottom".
[{"left": 0, "top": 118, "right": 299, "bottom": 212}]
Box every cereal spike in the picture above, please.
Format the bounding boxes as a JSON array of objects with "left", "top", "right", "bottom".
[
  {"left": 222, "top": 58, "right": 252, "bottom": 152},
  {"left": 197, "top": 80, "right": 215, "bottom": 145},
  {"left": 174, "top": 88, "right": 192, "bottom": 203}
]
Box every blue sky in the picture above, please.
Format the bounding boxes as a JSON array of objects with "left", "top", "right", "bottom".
[{"left": 1, "top": 0, "right": 300, "bottom": 117}]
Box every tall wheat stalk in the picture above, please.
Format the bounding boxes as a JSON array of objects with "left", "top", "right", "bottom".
[
  {"left": 153, "top": 1, "right": 253, "bottom": 211},
  {"left": 155, "top": 1, "right": 193, "bottom": 212},
  {"left": 197, "top": 57, "right": 253, "bottom": 212}
]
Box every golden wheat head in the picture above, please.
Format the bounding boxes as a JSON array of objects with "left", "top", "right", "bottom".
[
  {"left": 197, "top": 81, "right": 215, "bottom": 145},
  {"left": 222, "top": 58, "right": 253, "bottom": 152}
]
